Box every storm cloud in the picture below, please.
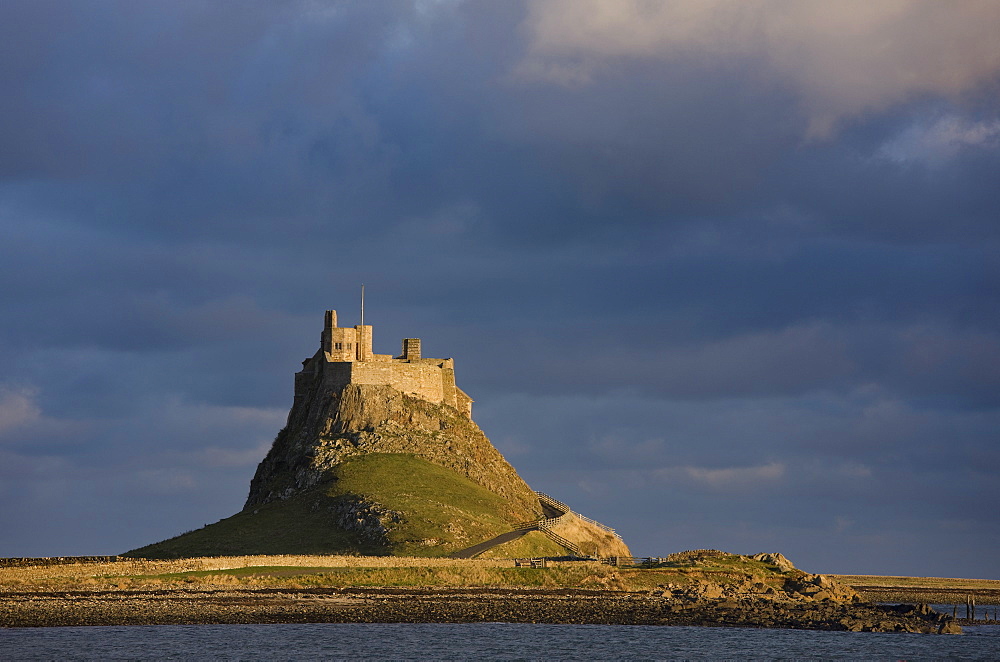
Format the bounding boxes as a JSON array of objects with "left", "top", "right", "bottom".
[{"left": 1, "top": 0, "right": 997, "bottom": 577}]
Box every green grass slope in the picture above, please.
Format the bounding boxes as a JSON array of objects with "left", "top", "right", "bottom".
[{"left": 125, "top": 453, "right": 538, "bottom": 559}]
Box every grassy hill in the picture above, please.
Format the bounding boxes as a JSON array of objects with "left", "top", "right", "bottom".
[{"left": 125, "top": 454, "right": 546, "bottom": 559}]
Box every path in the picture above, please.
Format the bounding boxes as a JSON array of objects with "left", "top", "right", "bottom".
[{"left": 449, "top": 529, "right": 533, "bottom": 559}]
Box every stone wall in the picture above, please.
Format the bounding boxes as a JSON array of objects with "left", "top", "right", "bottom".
[
  {"left": 455, "top": 388, "right": 473, "bottom": 418},
  {"left": 0, "top": 556, "right": 123, "bottom": 568},
  {"left": 294, "top": 355, "right": 468, "bottom": 417},
  {"left": 350, "top": 360, "right": 454, "bottom": 408}
]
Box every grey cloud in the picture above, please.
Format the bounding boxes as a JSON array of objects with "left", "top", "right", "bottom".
[{"left": 0, "top": 1, "right": 996, "bottom": 576}]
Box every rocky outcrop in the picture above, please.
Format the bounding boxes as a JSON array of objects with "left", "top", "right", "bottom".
[
  {"left": 641, "top": 593, "right": 961, "bottom": 633},
  {"left": 246, "top": 383, "right": 541, "bottom": 517},
  {"left": 651, "top": 573, "right": 860, "bottom": 603},
  {"left": 643, "top": 551, "right": 959, "bottom": 634},
  {"left": 327, "top": 495, "right": 403, "bottom": 546},
  {"left": 784, "top": 572, "right": 860, "bottom": 602},
  {"left": 750, "top": 552, "right": 796, "bottom": 572}
]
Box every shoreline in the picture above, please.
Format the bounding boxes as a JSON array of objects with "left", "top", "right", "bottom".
[
  {"left": 0, "top": 586, "right": 961, "bottom": 633},
  {"left": 3, "top": 556, "right": 987, "bottom": 632}
]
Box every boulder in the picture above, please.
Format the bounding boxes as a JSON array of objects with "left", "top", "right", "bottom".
[{"left": 750, "top": 552, "right": 796, "bottom": 572}]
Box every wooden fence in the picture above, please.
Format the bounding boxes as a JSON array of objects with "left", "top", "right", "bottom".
[
  {"left": 535, "top": 492, "right": 572, "bottom": 514},
  {"left": 537, "top": 528, "right": 583, "bottom": 556},
  {"left": 601, "top": 556, "right": 670, "bottom": 567},
  {"left": 514, "top": 558, "right": 548, "bottom": 568},
  {"left": 534, "top": 491, "right": 623, "bottom": 540}
]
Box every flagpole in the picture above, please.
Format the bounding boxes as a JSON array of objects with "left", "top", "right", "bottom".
[{"left": 360, "top": 283, "right": 365, "bottom": 327}]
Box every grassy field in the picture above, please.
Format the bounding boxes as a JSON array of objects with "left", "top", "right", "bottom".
[
  {"left": 5, "top": 554, "right": 997, "bottom": 608},
  {"left": 126, "top": 454, "right": 541, "bottom": 559},
  {"left": 0, "top": 553, "right": 797, "bottom": 593}
]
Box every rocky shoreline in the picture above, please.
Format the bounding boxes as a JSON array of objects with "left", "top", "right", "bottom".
[{"left": 0, "top": 586, "right": 960, "bottom": 633}]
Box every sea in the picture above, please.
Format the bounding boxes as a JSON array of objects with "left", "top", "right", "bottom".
[{"left": 2, "top": 620, "right": 999, "bottom": 661}]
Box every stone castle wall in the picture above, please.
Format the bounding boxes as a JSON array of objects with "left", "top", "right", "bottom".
[
  {"left": 295, "top": 310, "right": 473, "bottom": 418},
  {"left": 351, "top": 360, "right": 454, "bottom": 408}
]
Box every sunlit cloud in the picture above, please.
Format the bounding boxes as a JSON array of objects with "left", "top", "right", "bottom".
[
  {"left": 878, "top": 115, "right": 1000, "bottom": 165},
  {"left": 0, "top": 386, "right": 40, "bottom": 435},
  {"left": 684, "top": 461, "right": 786, "bottom": 488},
  {"left": 519, "top": 0, "right": 1000, "bottom": 137},
  {"left": 651, "top": 462, "right": 786, "bottom": 491}
]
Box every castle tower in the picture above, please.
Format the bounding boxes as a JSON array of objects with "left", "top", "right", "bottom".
[
  {"left": 356, "top": 324, "right": 373, "bottom": 361},
  {"left": 319, "top": 310, "right": 377, "bottom": 362},
  {"left": 321, "top": 310, "right": 358, "bottom": 362},
  {"left": 401, "top": 338, "right": 421, "bottom": 360}
]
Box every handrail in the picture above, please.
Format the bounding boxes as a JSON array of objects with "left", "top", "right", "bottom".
[
  {"left": 535, "top": 491, "right": 571, "bottom": 514},
  {"left": 574, "top": 513, "right": 618, "bottom": 536},
  {"left": 510, "top": 516, "right": 581, "bottom": 556},
  {"left": 537, "top": 528, "right": 582, "bottom": 556},
  {"left": 536, "top": 515, "right": 569, "bottom": 529},
  {"left": 534, "top": 491, "right": 623, "bottom": 540}
]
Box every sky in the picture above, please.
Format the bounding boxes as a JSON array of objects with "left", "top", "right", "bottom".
[{"left": 1, "top": 0, "right": 998, "bottom": 577}]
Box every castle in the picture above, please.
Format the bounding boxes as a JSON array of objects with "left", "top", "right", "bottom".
[{"left": 294, "top": 310, "right": 474, "bottom": 418}]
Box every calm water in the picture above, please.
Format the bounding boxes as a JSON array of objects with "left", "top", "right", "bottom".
[{"left": 2, "top": 622, "right": 999, "bottom": 661}]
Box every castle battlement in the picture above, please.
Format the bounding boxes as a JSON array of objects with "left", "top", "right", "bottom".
[{"left": 295, "top": 309, "right": 473, "bottom": 417}]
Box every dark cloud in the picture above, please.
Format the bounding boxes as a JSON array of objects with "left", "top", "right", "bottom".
[{"left": 0, "top": 0, "right": 997, "bottom": 577}]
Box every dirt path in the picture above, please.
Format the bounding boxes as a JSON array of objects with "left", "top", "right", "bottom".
[{"left": 449, "top": 529, "right": 532, "bottom": 558}]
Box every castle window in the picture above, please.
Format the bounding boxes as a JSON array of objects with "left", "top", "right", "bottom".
[
  {"left": 335, "top": 342, "right": 343, "bottom": 350},
  {"left": 347, "top": 343, "right": 352, "bottom": 350}
]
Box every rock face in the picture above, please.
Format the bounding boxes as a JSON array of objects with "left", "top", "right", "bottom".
[
  {"left": 328, "top": 494, "right": 404, "bottom": 547},
  {"left": 652, "top": 572, "right": 860, "bottom": 603},
  {"left": 245, "top": 383, "right": 541, "bottom": 518},
  {"left": 657, "top": 550, "right": 860, "bottom": 603}
]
